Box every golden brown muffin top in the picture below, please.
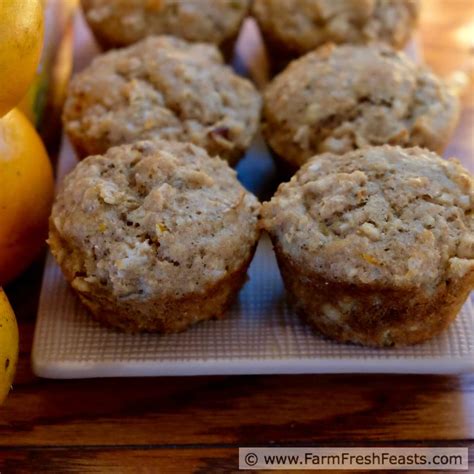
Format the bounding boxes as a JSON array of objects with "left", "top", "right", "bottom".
[
  {"left": 63, "top": 36, "right": 261, "bottom": 164},
  {"left": 50, "top": 140, "right": 260, "bottom": 299},
  {"left": 252, "top": 0, "right": 419, "bottom": 53},
  {"left": 262, "top": 43, "right": 459, "bottom": 168},
  {"left": 82, "top": 0, "right": 250, "bottom": 48},
  {"left": 262, "top": 146, "right": 474, "bottom": 289}
]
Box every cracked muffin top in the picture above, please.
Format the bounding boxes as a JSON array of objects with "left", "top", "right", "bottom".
[
  {"left": 252, "top": 0, "right": 419, "bottom": 54},
  {"left": 63, "top": 36, "right": 261, "bottom": 165},
  {"left": 49, "top": 140, "right": 261, "bottom": 299},
  {"left": 262, "top": 146, "right": 474, "bottom": 290},
  {"left": 81, "top": 0, "right": 251, "bottom": 49},
  {"left": 262, "top": 43, "right": 459, "bottom": 168}
]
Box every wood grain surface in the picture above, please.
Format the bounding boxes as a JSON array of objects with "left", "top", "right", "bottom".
[{"left": 1, "top": 1, "right": 474, "bottom": 473}]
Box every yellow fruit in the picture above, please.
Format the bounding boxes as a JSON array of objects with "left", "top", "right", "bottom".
[
  {"left": 0, "top": 0, "right": 44, "bottom": 117},
  {"left": 0, "top": 108, "right": 54, "bottom": 285},
  {"left": 0, "top": 288, "right": 19, "bottom": 405}
]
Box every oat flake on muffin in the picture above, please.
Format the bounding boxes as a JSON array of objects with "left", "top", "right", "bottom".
[
  {"left": 262, "top": 145, "right": 473, "bottom": 347},
  {"left": 49, "top": 139, "right": 261, "bottom": 333},
  {"left": 63, "top": 36, "right": 261, "bottom": 165},
  {"left": 262, "top": 43, "right": 460, "bottom": 170}
]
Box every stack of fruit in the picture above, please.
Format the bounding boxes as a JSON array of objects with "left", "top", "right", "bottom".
[{"left": 0, "top": 0, "right": 54, "bottom": 404}]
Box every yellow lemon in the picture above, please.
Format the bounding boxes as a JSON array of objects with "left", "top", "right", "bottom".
[
  {"left": 0, "top": 108, "right": 54, "bottom": 285},
  {"left": 0, "top": 0, "right": 44, "bottom": 117},
  {"left": 0, "top": 288, "right": 19, "bottom": 405}
]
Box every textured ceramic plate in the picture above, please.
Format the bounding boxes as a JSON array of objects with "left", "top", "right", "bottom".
[{"left": 32, "top": 15, "right": 474, "bottom": 378}]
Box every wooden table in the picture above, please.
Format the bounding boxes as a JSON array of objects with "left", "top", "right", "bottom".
[{"left": 1, "top": 1, "right": 473, "bottom": 472}]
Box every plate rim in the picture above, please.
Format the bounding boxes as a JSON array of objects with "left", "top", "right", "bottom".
[{"left": 32, "top": 351, "right": 474, "bottom": 379}]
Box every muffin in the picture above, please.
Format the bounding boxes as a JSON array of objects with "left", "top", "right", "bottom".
[
  {"left": 49, "top": 139, "right": 261, "bottom": 333},
  {"left": 63, "top": 36, "right": 261, "bottom": 166},
  {"left": 81, "top": 0, "right": 250, "bottom": 58},
  {"left": 252, "top": 0, "right": 420, "bottom": 72},
  {"left": 262, "top": 43, "right": 460, "bottom": 171},
  {"left": 262, "top": 146, "right": 474, "bottom": 347}
]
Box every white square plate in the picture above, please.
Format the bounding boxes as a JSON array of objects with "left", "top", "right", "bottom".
[{"left": 31, "top": 15, "right": 474, "bottom": 378}]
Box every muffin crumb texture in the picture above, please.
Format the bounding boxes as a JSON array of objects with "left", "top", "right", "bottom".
[
  {"left": 49, "top": 140, "right": 261, "bottom": 332},
  {"left": 263, "top": 43, "right": 459, "bottom": 168},
  {"left": 262, "top": 146, "right": 474, "bottom": 346},
  {"left": 63, "top": 36, "right": 261, "bottom": 165}
]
